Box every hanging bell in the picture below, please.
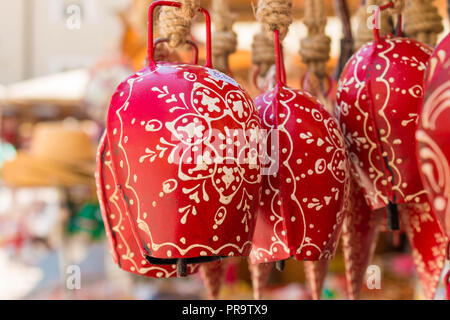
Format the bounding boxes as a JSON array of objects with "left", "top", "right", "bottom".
[
  {"left": 342, "top": 178, "right": 383, "bottom": 300},
  {"left": 416, "top": 32, "right": 450, "bottom": 242},
  {"left": 399, "top": 203, "right": 447, "bottom": 299},
  {"left": 250, "top": 29, "right": 350, "bottom": 266},
  {"left": 100, "top": 1, "right": 262, "bottom": 277},
  {"left": 416, "top": 34, "right": 450, "bottom": 298},
  {"left": 249, "top": 261, "right": 274, "bottom": 300},
  {"left": 304, "top": 260, "right": 330, "bottom": 300},
  {"left": 335, "top": 4, "right": 433, "bottom": 230}
]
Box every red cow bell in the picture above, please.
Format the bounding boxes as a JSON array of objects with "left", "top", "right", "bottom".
[
  {"left": 335, "top": 8, "right": 432, "bottom": 229},
  {"left": 100, "top": 1, "right": 262, "bottom": 276},
  {"left": 96, "top": 134, "right": 198, "bottom": 277},
  {"left": 416, "top": 32, "right": 450, "bottom": 241},
  {"left": 250, "top": 30, "right": 350, "bottom": 266}
]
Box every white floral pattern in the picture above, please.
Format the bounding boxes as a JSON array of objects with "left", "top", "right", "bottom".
[{"left": 250, "top": 86, "right": 350, "bottom": 263}]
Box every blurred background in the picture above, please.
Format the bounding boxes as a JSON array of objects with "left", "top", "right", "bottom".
[{"left": 0, "top": 0, "right": 449, "bottom": 300}]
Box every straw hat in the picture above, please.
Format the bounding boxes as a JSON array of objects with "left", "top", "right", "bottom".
[{"left": 2, "top": 121, "right": 96, "bottom": 187}]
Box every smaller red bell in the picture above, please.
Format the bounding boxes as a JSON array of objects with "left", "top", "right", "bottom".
[
  {"left": 399, "top": 203, "right": 447, "bottom": 300},
  {"left": 250, "top": 29, "right": 350, "bottom": 265},
  {"left": 335, "top": 4, "right": 433, "bottom": 229},
  {"left": 342, "top": 178, "right": 383, "bottom": 300},
  {"left": 199, "top": 260, "right": 227, "bottom": 300},
  {"left": 96, "top": 134, "right": 198, "bottom": 278},
  {"left": 416, "top": 32, "right": 450, "bottom": 241},
  {"left": 249, "top": 261, "right": 274, "bottom": 300},
  {"left": 304, "top": 260, "right": 329, "bottom": 300}
]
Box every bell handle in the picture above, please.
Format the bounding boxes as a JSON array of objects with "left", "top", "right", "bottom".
[
  {"left": 273, "top": 29, "right": 287, "bottom": 87},
  {"left": 152, "top": 38, "right": 199, "bottom": 65},
  {"left": 147, "top": 1, "right": 212, "bottom": 69},
  {"left": 272, "top": 29, "right": 288, "bottom": 130},
  {"left": 372, "top": 2, "right": 403, "bottom": 43}
]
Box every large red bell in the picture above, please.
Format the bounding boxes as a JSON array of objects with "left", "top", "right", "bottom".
[
  {"left": 250, "top": 29, "right": 350, "bottom": 266},
  {"left": 101, "top": 1, "right": 262, "bottom": 276},
  {"left": 335, "top": 6, "right": 433, "bottom": 229},
  {"left": 96, "top": 134, "right": 198, "bottom": 277},
  {"left": 416, "top": 32, "right": 450, "bottom": 241}
]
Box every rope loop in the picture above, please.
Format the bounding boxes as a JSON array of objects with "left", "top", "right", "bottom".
[
  {"left": 159, "top": 0, "right": 200, "bottom": 48},
  {"left": 255, "top": 0, "right": 293, "bottom": 40}
]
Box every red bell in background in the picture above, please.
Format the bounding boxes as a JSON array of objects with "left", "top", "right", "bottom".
[
  {"left": 250, "top": 29, "right": 350, "bottom": 266},
  {"left": 96, "top": 134, "right": 198, "bottom": 277},
  {"left": 416, "top": 33, "right": 450, "bottom": 299},
  {"left": 101, "top": 1, "right": 262, "bottom": 276},
  {"left": 336, "top": 4, "right": 447, "bottom": 299},
  {"left": 416, "top": 32, "right": 450, "bottom": 241},
  {"left": 399, "top": 203, "right": 447, "bottom": 300},
  {"left": 335, "top": 5, "right": 433, "bottom": 229},
  {"left": 342, "top": 178, "right": 383, "bottom": 300}
]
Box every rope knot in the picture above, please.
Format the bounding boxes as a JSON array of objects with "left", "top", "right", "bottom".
[
  {"left": 159, "top": 0, "right": 200, "bottom": 48},
  {"left": 252, "top": 30, "right": 276, "bottom": 76},
  {"left": 299, "top": 33, "right": 331, "bottom": 78},
  {"left": 354, "top": 0, "right": 393, "bottom": 49},
  {"left": 212, "top": 31, "right": 237, "bottom": 56},
  {"left": 300, "top": 0, "right": 331, "bottom": 79},
  {"left": 386, "top": 0, "right": 405, "bottom": 15},
  {"left": 212, "top": 30, "right": 237, "bottom": 73},
  {"left": 211, "top": 0, "right": 237, "bottom": 73},
  {"left": 404, "top": 0, "right": 443, "bottom": 46},
  {"left": 255, "top": 0, "right": 293, "bottom": 40}
]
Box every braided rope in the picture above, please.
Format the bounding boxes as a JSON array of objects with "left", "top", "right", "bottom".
[
  {"left": 299, "top": 0, "right": 331, "bottom": 80},
  {"left": 354, "top": 0, "right": 393, "bottom": 49},
  {"left": 251, "top": 0, "right": 293, "bottom": 77},
  {"left": 252, "top": 29, "right": 276, "bottom": 77},
  {"left": 404, "top": 0, "right": 443, "bottom": 46},
  {"left": 211, "top": 0, "right": 237, "bottom": 73},
  {"left": 255, "top": 0, "right": 293, "bottom": 40},
  {"left": 159, "top": 0, "right": 200, "bottom": 48},
  {"left": 386, "top": 0, "right": 405, "bottom": 14}
]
